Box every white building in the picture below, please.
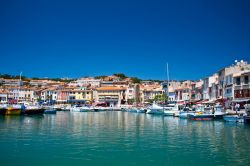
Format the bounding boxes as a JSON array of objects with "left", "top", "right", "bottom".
[
  {"left": 41, "top": 88, "right": 58, "bottom": 103},
  {"left": 69, "top": 77, "right": 101, "bottom": 87}
]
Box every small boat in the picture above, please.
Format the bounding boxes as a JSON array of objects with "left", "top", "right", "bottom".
[
  {"left": 188, "top": 112, "right": 214, "bottom": 121},
  {"left": 137, "top": 108, "right": 146, "bottom": 113},
  {"left": 79, "top": 106, "right": 91, "bottom": 112},
  {"left": 163, "top": 104, "right": 179, "bottom": 116},
  {"left": 23, "top": 106, "right": 45, "bottom": 115},
  {"left": 44, "top": 108, "right": 57, "bottom": 114},
  {"left": 179, "top": 111, "right": 195, "bottom": 119},
  {"left": 223, "top": 115, "right": 244, "bottom": 123},
  {"left": 163, "top": 110, "right": 175, "bottom": 116},
  {"left": 70, "top": 105, "right": 82, "bottom": 112},
  {"left": 146, "top": 108, "right": 164, "bottom": 114},
  {"left": 213, "top": 105, "right": 227, "bottom": 119},
  {"left": 0, "top": 107, "right": 7, "bottom": 115},
  {"left": 244, "top": 104, "right": 250, "bottom": 124},
  {"left": 96, "top": 107, "right": 108, "bottom": 112},
  {"left": 179, "top": 107, "right": 194, "bottom": 119},
  {"left": 244, "top": 116, "right": 250, "bottom": 124},
  {"left": 5, "top": 107, "right": 22, "bottom": 115},
  {"left": 146, "top": 103, "right": 164, "bottom": 115},
  {"left": 127, "top": 108, "right": 138, "bottom": 113}
]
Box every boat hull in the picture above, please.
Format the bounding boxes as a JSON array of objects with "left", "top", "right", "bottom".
[
  {"left": 146, "top": 109, "right": 164, "bottom": 115},
  {"left": 80, "top": 109, "right": 90, "bottom": 112},
  {"left": 244, "top": 116, "right": 250, "bottom": 124},
  {"left": 44, "top": 110, "right": 57, "bottom": 114},
  {"left": 188, "top": 114, "right": 214, "bottom": 121},
  {"left": 164, "top": 111, "right": 175, "bottom": 116},
  {"left": 24, "top": 108, "right": 45, "bottom": 115},
  {"left": 5, "top": 108, "right": 21, "bottom": 115},
  {"left": 213, "top": 114, "right": 224, "bottom": 119},
  {"left": 179, "top": 112, "right": 195, "bottom": 119},
  {"left": 223, "top": 115, "right": 244, "bottom": 123},
  {"left": 0, "top": 108, "right": 7, "bottom": 115}
]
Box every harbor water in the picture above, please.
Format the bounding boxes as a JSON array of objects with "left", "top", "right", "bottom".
[{"left": 0, "top": 111, "right": 250, "bottom": 166}]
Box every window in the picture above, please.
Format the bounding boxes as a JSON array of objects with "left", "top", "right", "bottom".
[
  {"left": 236, "top": 77, "right": 241, "bottom": 85},
  {"left": 244, "top": 76, "right": 249, "bottom": 84},
  {"left": 226, "top": 88, "right": 232, "bottom": 94}
]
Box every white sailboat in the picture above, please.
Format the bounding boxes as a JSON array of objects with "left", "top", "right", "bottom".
[{"left": 146, "top": 103, "right": 164, "bottom": 114}]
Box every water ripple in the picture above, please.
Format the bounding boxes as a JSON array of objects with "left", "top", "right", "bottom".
[{"left": 1, "top": 112, "right": 250, "bottom": 166}]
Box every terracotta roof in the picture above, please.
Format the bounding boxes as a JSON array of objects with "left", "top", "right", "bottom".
[
  {"left": 96, "top": 86, "right": 126, "bottom": 91},
  {"left": 0, "top": 90, "right": 9, "bottom": 94}
]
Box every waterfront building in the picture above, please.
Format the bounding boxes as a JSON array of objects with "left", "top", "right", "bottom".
[
  {"left": 17, "top": 87, "right": 38, "bottom": 102},
  {"left": 68, "top": 77, "right": 101, "bottom": 87},
  {"left": 41, "top": 87, "right": 58, "bottom": 104},
  {"left": 67, "top": 89, "right": 93, "bottom": 104},
  {"left": 29, "top": 80, "right": 50, "bottom": 87},
  {"left": 140, "top": 84, "right": 163, "bottom": 103},
  {"left": 96, "top": 86, "right": 127, "bottom": 107},
  {"left": 125, "top": 84, "right": 140, "bottom": 104},
  {"left": 0, "top": 90, "right": 8, "bottom": 103},
  {"left": 233, "top": 70, "right": 250, "bottom": 101},
  {"left": 202, "top": 77, "right": 209, "bottom": 101},
  {"left": 1, "top": 79, "right": 23, "bottom": 86},
  {"left": 217, "top": 60, "right": 250, "bottom": 101},
  {"left": 168, "top": 86, "right": 176, "bottom": 102},
  {"left": 175, "top": 81, "right": 192, "bottom": 103},
  {"left": 5, "top": 87, "right": 19, "bottom": 102},
  {"left": 208, "top": 74, "right": 219, "bottom": 101}
]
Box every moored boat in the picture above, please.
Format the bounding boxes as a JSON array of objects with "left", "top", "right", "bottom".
[
  {"left": 127, "top": 108, "right": 138, "bottom": 113},
  {"left": 179, "top": 111, "right": 195, "bottom": 119},
  {"left": 79, "top": 106, "right": 91, "bottom": 112},
  {"left": 0, "top": 108, "right": 7, "bottom": 115},
  {"left": 179, "top": 107, "right": 194, "bottom": 119},
  {"left": 188, "top": 113, "right": 214, "bottom": 121},
  {"left": 163, "top": 110, "right": 175, "bottom": 116},
  {"left": 5, "top": 107, "right": 22, "bottom": 115},
  {"left": 213, "top": 105, "right": 227, "bottom": 119},
  {"left": 163, "top": 104, "right": 179, "bottom": 116},
  {"left": 24, "top": 106, "right": 45, "bottom": 115},
  {"left": 244, "top": 116, "right": 250, "bottom": 124},
  {"left": 137, "top": 108, "right": 146, "bottom": 113},
  {"left": 223, "top": 115, "right": 244, "bottom": 123},
  {"left": 244, "top": 104, "right": 250, "bottom": 124},
  {"left": 146, "top": 103, "right": 164, "bottom": 115},
  {"left": 44, "top": 109, "right": 57, "bottom": 114}
]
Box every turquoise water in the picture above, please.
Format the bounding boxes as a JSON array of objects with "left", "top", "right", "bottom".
[{"left": 0, "top": 111, "right": 250, "bottom": 166}]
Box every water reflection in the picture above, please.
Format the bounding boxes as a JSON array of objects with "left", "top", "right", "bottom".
[{"left": 0, "top": 112, "right": 250, "bottom": 166}]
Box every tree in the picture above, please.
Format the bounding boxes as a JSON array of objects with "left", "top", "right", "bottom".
[
  {"left": 113, "top": 73, "right": 127, "bottom": 80},
  {"left": 154, "top": 93, "right": 168, "bottom": 103},
  {"left": 127, "top": 98, "right": 135, "bottom": 105},
  {"left": 94, "top": 75, "right": 107, "bottom": 79},
  {"left": 146, "top": 99, "right": 154, "bottom": 104},
  {"left": 131, "top": 77, "right": 141, "bottom": 84}
]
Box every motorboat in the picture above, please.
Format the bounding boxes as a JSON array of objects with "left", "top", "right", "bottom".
[{"left": 146, "top": 103, "right": 164, "bottom": 115}]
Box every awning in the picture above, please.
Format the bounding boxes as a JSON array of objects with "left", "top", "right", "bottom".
[
  {"left": 67, "top": 100, "right": 86, "bottom": 103},
  {"left": 202, "top": 100, "right": 215, "bottom": 104},
  {"left": 232, "top": 99, "right": 250, "bottom": 103}
]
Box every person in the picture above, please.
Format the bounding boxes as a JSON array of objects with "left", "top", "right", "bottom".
[
  {"left": 235, "top": 103, "right": 240, "bottom": 113},
  {"left": 212, "top": 106, "right": 215, "bottom": 114}
]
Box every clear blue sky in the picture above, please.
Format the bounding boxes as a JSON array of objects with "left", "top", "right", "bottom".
[{"left": 0, "top": 0, "right": 249, "bottom": 80}]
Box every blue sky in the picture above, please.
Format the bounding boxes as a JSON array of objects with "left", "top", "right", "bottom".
[{"left": 0, "top": 0, "right": 249, "bottom": 80}]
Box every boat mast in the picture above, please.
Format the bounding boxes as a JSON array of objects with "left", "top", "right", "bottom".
[
  {"left": 166, "top": 62, "right": 169, "bottom": 98},
  {"left": 18, "top": 71, "right": 22, "bottom": 104}
]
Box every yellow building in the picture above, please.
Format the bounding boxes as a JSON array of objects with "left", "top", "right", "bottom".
[{"left": 96, "top": 86, "right": 127, "bottom": 107}]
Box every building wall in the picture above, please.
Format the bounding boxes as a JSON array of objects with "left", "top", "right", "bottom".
[{"left": 234, "top": 71, "right": 250, "bottom": 99}]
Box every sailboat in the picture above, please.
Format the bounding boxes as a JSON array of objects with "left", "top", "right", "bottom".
[{"left": 162, "top": 63, "right": 179, "bottom": 116}]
